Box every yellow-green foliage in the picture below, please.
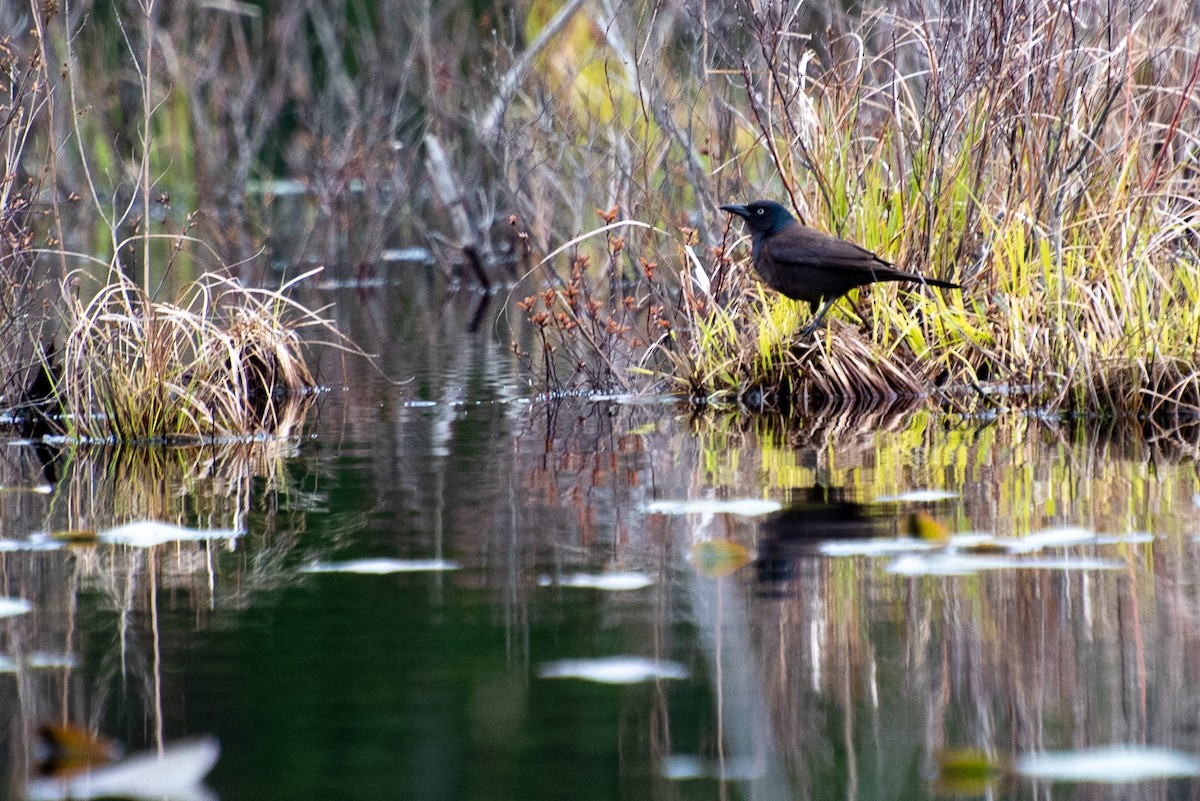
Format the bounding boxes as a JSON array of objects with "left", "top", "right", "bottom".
[
  {"left": 496, "top": 2, "right": 1200, "bottom": 418},
  {"left": 564, "top": 3, "right": 1200, "bottom": 417},
  {"left": 692, "top": 409, "right": 1195, "bottom": 539}
]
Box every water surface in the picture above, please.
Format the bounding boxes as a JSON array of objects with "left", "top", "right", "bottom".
[{"left": 4, "top": 287, "right": 1200, "bottom": 801}]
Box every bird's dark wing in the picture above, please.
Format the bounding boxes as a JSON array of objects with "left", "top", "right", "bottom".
[{"left": 762, "top": 222, "right": 892, "bottom": 272}]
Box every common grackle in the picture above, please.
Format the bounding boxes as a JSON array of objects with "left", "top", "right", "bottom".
[{"left": 721, "top": 199, "right": 960, "bottom": 334}]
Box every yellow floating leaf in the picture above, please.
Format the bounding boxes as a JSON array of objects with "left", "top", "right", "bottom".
[
  {"left": 688, "top": 540, "right": 751, "bottom": 577},
  {"left": 905, "top": 511, "right": 949, "bottom": 542},
  {"left": 933, "top": 747, "right": 1007, "bottom": 796},
  {"left": 52, "top": 530, "right": 99, "bottom": 545}
]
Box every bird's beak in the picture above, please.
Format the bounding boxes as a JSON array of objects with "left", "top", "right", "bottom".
[{"left": 720, "top": 203, "right": 749, "bottom": 218}]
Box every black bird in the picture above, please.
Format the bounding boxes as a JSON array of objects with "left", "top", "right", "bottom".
[{"left": 721, "top": 200, "right": 961, "bottom": 333}]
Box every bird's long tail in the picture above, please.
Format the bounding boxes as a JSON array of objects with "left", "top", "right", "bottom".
[
  {"left": 879, "top": 270, "right": 960, "bottom": 290},
  {"left": 915, "top": 276, "right": 960, "bottom": 290}
]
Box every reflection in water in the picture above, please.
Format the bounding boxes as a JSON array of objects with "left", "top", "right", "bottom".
[
  {"left": 2, "top": 291, "right": 1200, "bottom": 799},
  {"left": 755, "top": 486, "right": 889, "bottom": 591}
]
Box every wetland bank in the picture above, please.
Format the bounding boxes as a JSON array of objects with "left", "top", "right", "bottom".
[{"left": 3, "top": 0, "right": 1200, "bottom": 799}]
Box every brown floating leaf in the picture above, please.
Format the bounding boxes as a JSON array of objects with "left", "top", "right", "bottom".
[
  {"left": 35, "top": 723, "right": 123, "bottom": 777},
  {"left": 51, "top": 530, "right": 99, "bottom": 545}
]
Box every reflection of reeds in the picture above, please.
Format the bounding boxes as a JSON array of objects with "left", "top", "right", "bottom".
[
  {"left": 0, "top": 436, "right": 312, "bottom": 800},
  {"left": 57, "top": 270, "right": 328, "bottom": 441},
  {"left": 54, "top": 437, "right": 302, "bottom": 536}
]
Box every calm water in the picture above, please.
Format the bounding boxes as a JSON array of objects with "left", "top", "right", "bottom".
[{"left": 5, "top": 281, "right": 1200, "bottom": 800}]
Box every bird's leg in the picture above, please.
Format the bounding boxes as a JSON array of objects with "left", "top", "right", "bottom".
[{"left": 800, "top": 297, "right": 837, "bottom": 335}]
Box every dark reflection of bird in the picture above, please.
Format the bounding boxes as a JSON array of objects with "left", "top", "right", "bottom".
[
  {"left": 721, "top": 200, "right": 961, "bottom": 333},
  {"left": 20, "top": 340, "right": 60, "bottom": 439},
  {"left": 754, "top": 485, "right": 884, "bottom": 591}
]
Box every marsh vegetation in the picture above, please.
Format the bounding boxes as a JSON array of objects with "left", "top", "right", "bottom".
[
  {"left": 4, "top": 3, "right": 1200, "bottom": 797},
  {"left": 498, "top": 0, "right": 1200, "bottom": 418},
  {"left": 3, "top": 0, "right": 1199, "bottom": 429}
]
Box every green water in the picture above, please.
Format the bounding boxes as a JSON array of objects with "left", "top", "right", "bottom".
[{"left": 4, "top": 289, "right": 1200, "bottom": 801}]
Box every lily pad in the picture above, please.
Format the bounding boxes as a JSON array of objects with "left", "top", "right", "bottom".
[
  {"left": 99, "top": 522, "right": 243, "bottom": 547},
  {"left": 688, "top": 540, "right": 752, "bottom": 577},
  {"left": 52, "top": 530, "right": 100, "bottom": 545},
  {"left": 537, "top": 572, "right": 655, "bottom": 591},
  {"left": 301, "top": 558, "right": 460, "bottom": 574},
  {"left": 0, "top": 484, "right": 52, "bottom": 494},
  {"left": 27, "top": 652, "right": 80, "bottom": 669},
  {"left": 1001, "top": 527, "right": 1094, "bottom": 553},
  {"left": 933, "top": 748, "right": 1007, "bottom": 795},
  {"left": 537, "top": 656, "right": 688, "bottom": 684},
  {"left": 643, "top": 499, "right": 782, "bottom": 517},
  {"left": 0, "top": 535, "right": 64, "bottom": 552},
  {"left": 905, "top": 510, "right": 950, "bottom": 542},
  {"left": 819, "top": 539, "right": 940, "bottom": 557},
  {"left": 888, "top": 553, "right": 1123, "bottom": 576},
  {"left": 0, "top": 597, "right": 33, "bottom": 618},
  {"left": 1015, "top": 746, "right": 1200, "bottom": 782},
  {"left": 875, "top": 490, "right": 958, "bottom": 503},
  {"left": 660, "top": 754, "right": 764, "bottom": 781}
]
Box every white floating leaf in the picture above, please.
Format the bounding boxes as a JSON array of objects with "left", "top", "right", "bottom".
[
  {"left": 1015, "top": 746, "right": 1200, "bottom": 782},
  {"left": 27, "top": 652, "right": 79, "bottom": 669},
  {"left": 99, "top": 522, "right": 243, "bottom": 548},
  {"left": 26, "top": 736, "right": 220, "bottom": 801},
  {"left": 0, "top": 597, "right": 32, "bottom": 617},
  {"left": 875, "top": 490, "right": 959, "bottom": 502},
  {"left": 948, "top": 533, "right": 999, "bottom": 547},
  {"left": 538, "top": 572, "right": 655, "bottom": 591},
  {"left": 888, "top": 553, "right": 1123, "bottom": 576},
  {"left": 661, "top": 754, "right": 764, "bottom": 781},
  {"left": 0, "top": 652, "right": 78, "bottom": 671},
  {"left": 301, "top": 558, "right": 460, "bottom": 575},
  {"left": 660, "top": 754, "right": 705, "bottom": 780},
  {"left": 0, "top": 535, "right": 64, "bottom": 552},
  {"left": 1093, "top": 532, "right": 1154, "bottom": 545},
  {"left": 819, "top": 539, "right": 940, "bottom": 557},
  {"left": 538, "top": 656, "right": 688, "bottom": 684},
  {"left": 643, "top": 499, "right": 782, "bottom": 517},
  {"left": 0, "top": 530, "right": 65, "bottom": 551},
  {"left": 1002, "top": 527, "right": 1095, "bottom": 553}
]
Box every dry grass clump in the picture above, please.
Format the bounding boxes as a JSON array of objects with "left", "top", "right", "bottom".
[{"left": 56, "top": 270, "right": 328, "bottom": 442}]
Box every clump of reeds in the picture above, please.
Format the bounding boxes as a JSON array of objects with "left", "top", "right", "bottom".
[
  {"left": 510, "top": 210, "right": 682, "bottom": 394},
  {"left": 503, "top": 0, "right": 1200, "bottom": 419},
  {"left": 687, "top": 0, "right": 1200, "bottom": 417},
  {"left": 55, "top": 270, "right": 329, "bottom": 442}
]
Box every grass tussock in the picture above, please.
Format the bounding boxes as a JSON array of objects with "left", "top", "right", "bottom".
[{"left": 56, "top": 270, "right": 328, "bottom": 442}]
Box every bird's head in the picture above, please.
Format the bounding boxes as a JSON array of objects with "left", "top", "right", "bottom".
[{"left": 720, "top": 200, "right": 796, "bottom": 236}]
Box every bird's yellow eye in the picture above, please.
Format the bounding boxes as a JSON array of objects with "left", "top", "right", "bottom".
[{"left": 755, "top": 208, "right": 765, "bottom": 215}]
